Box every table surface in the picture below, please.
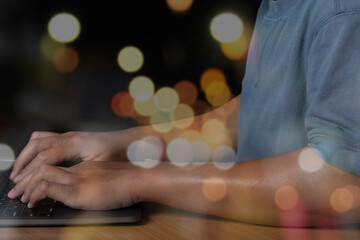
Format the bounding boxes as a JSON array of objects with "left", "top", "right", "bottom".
[{"left": 0, "top": 203, "right": 359, "bottom": 240}]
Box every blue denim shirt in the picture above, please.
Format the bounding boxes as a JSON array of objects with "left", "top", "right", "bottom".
[{"left": 236, "top": 0, "right": 360, "bottom": 176}]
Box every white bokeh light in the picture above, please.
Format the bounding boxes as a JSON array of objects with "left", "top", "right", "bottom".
[
  {"left": 212, "top": 145, "right": 236, "bottom": 170},
  {"left": 166, "top": 138, "right": 193, "bottom": 167},
  {"left": 298, "top": 148, "right": 324, "bottom": 173},
  {"left": 48, "top": 13, "right": 81, "bottom": 43},
  {"left": 0, "top": 143, "right": 15, "bottom": 170},
  {"left": 210, "top": 13, "right": 243, "bottom": 43},
  {"left": 191, "top": 141, "right": 211, "bottom": 165}
]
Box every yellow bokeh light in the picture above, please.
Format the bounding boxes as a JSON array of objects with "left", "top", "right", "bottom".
[
  {"left": 166, "top": 138, "right": 193, "bottom": 167},
  {"left": 201, "top": 119, "right": 226, "bottom": 144},
  {"left": 210, "top": 13, "right": 243, "bottom": 43},
  {"left": 200, "top": 68, "right": 226, "bottom": 92},
  {"left": 179, "top": 130, "right": 202, "bottom": 143},
  {"left": 151, "top": 111, "right": 174, "bottom": 133},
  {"left": 134, "top": 96, "right": 156, "bottom": 116},
  {"left": 154, "top": 87, "right": 179, "bottom": 112},
  {"left": 166, "top": 0, "right": 194, "bottom": 13},
  {"left": 330, "top": 187, "right": 355, "bottom": 213},
  {"left": 48, "top": 13, "right": 81, "bottom": 43},
  {"left": 129, "top": 76, "right": 155, "bottom": 101},
  {"left": 174, "top": 80, "right": 198, "bottom": 106},
  {"left": 117, "top": 46, "right": 144, "bottom": 73},
  {"left": 220, "top": 35, "right": 248, "bottom": 61},
  {"left": 53, "top": 46, "right": 80, "bottom": 73},
  {"left": 298, "top": 148, "right": 324, "bottom": 173},
  {"left": 274, "top": 185, "right": 299, "bottom": 210},
  {"left": 173, "top": 104, "right": 195, "bottom": 129},
  {"left": 191, "top": 141, "right": 211, "bottom": 166},
  {"left": 202, "top": 177, "right": 227, "bottom": 202},
  {"left": 205, "top": 81, "right": 231, "bottom": 107}
]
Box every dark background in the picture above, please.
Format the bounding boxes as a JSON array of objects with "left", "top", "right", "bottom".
[{"left": 0, "top": 0, "right": 261, "bottom": 155}]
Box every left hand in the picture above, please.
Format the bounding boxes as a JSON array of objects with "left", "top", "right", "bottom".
[{"left": 8, "top": 161, "right": 142, "bottom": 210}]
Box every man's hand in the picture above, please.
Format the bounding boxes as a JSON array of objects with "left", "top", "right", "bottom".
[
  {"left": 10, "top": 131, "right": 129, "bottom": 183},
  {"left": 8, "top": 161, "right": 141, "bottom": 210}
]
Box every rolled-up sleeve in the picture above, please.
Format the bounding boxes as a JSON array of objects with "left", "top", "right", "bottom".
[{"left": 306, "top": 12, "right": 360, "bottom": 176}]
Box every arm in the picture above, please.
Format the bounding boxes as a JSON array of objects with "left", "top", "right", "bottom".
[{"left": 9, "top": 145, "right": 360, "bottom": 227}]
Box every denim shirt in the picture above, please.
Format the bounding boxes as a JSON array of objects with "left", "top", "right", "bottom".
[{"left": 236, "top": 0, "right": 360, "bottom": 176}]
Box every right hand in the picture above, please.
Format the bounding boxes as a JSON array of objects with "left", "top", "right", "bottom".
[{"left": 10, "top": 131, "right": 128, "bottom": 183}]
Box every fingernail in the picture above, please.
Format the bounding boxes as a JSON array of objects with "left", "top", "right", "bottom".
[
  {"left": 21, "top": 195, "right": 26, "bottom": 203},
  {"left": 14, "top": 175, "right": 22, "bottom": 183},
  {"left": 9, "top": 171, "right": 15, "bottom": 180},
  {"left": 27, "top": 202, "right": 32, "bottom": 208},
  {"left": 7, "top": 189, "right": 14, "bottom": 198}
]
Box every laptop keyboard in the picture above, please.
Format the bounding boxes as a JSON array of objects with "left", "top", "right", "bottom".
[{"left": 0, "top": 170, "right": 58, "bottom": 218}]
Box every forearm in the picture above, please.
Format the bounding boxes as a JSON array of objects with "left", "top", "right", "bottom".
[{"left": 136, "top": 147, "right": 360, "bottom": 227}]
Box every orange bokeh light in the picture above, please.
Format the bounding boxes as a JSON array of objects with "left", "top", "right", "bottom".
[
  {"left": 111, "top": 92, "right": 135, "bottom": 117},
  {"left": 200, "top": 68, "right": 226, "bottom": 93},
  {"left": 174, "top": 80, "right": 198, "bottom": 106},
  {"left": 53, "top": 46, "right": 79, "bottom": 73}
]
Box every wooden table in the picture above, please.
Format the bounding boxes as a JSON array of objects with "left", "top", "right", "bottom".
[{"left": 0, "top": 203, "right": 359, "bottom": 240}]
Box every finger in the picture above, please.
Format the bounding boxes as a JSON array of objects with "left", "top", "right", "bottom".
[
  {"left": 13, "top": 143, "right": 78, "bottom": 183},
  {"left": 21, "top": 165, "right": 74, "bottom": 203},
  {"left": 29, "top": 131, "right": 60, "bottom": 140},
  {"left": 27, "top": 181, "right": 75, "bottom": 209},
  {"left": 11, "top": 135, "right": 62, "bottom": 180},
  {"left": 7, "top": 168, "right": 38, "bottom": 199}
]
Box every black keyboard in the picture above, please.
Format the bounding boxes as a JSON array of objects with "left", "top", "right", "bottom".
[{"left": 0, "top": 169, "right": 58, "bottom": 218}]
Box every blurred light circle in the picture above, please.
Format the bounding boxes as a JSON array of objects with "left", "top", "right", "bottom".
[
  {"left": 166, "top": 0, "right": 194, "bottom": 13},
  {"left": 39, "top": 34, "right": 64, "bottom": 61},
  {"left": 330, "top": 187, "right": 355, "bottom": 213},
  {"left": 118, "top": 46, "right": 144, "bottom": 73},
  {"left": 134, "top": 96, "right": 156, "bottom": 116},
  {"left": 220, "top": 35, "right": 248, "bottom": 61},
  {"left": 191, "top": 141, "right": 211, "bottom": 165},
  {"left": 274, "top": 186, "right": 299, "bottom": 210},
  {"left": 192, "top": 100, "right": 211, "bottom": 116},
  {"left": 173, "top": 104, "right": 195, "bottom": 129},
  {"left": 202, "top": 177, "right": 227, "bottom": 202},
  {"left": 179, "top": 130, "right": 202, "bottom": 143},
  {"left": 205, "top": 81, "right": 231, "bottom": 107},
  {"left": 201, "top": 119, "right": 226, "bottom": 144},
  {"left": 174, "top": 80, "right": 198, "bottom": 105},
  {"left": 53, "top": 46, "right": 79, "bottom": 73},
  {"left": 0, "top": 144, "right": 15, "bottom": 160},
  {"left": 210, "top": 13, "right": 243, "bottom": 43},
  {"left": 166, "top": 138, "right": 193, "bottom": 167},
  {"left": 127, "top": 140, "right": 160, "bottom": 168},
  {"left": 151, "top": 111, "right": 174, "bottom": 133},
  {"left": 212, "top": 146, "right": 236, "bottom": 170},
  {"left": 298, "top": 148, "right": 324, "bottom": 173},
  {"left": 154, "top": 87, "right": 179, "bottom": 112},
  {"left": 111, "top": 92, "right": 135, "bottom": 117},
  {"left": 129, "top": 76, "right": 155, "bottom": 101},
  {"left": 200, "top": 68, "right": 226, "bottom": 92},
  {"left": 48, "top": 13, "right": 81, "bottom": 43}
]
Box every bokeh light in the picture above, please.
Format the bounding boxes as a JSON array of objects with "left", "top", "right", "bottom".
[
  {"left": 201, "top": 119, "right": 226, "bottom": 144},
  {"left": 205, "top": 81, "right": 231, "bottom": 107},
  {"left": 330, "top": 187, "right": 355, "bottom": 213},
  {"left": 39, "top": 34, "right": 64, "bottom": 61},
  {"left": 212, "top": 146, "right": 236, "bottom": 170},
  {"left": 191, "top": 141, "right": 211, "bottom": 165},
  {"left": 179, "top": 129, "right": 202, "bottom": 143},
  {"left": 53, "top": 46, "right": 80, "bottom": 73},
  {"left": 127, "top": 139, "right": 161, "bottom": 168},
  {"left": 134, "top": 96, "right": 157, "bottom": 117},
  {"left": 220, "top": 35, "right": 248, "bottom": 60},
  {"left": 154, "top": 87, "right": 179, "bottom": 112},
  {"left": 111, "top": 92, "right": 135, "bottom": 117},
  {"left": 173, "top": 104, "right": 195, "bottom": 129},
  {"left": 0, "top": 144, "right": 15, "bottom": 170},
  {"left": 48, "top": 13, "right": 81, "bottom": 43},
  {"left": 166, "top": 0, "right": 194, "bottom": 13},
  {"left": 166, "top": 138, "right": 193, "bottom": 167},
  {"left": 129, "top": 76, "right": 155, "bottom": 101},
  {"left": 174, "top": 80, "right": 198, "bottom": 106},
  {"left": 151, "top": 111, "right": 174, "bottom": 133},
  {"left": 200, "top": 68, "right": 226, "bottom": 93},
  {"left": 202, "top": 177, "right": 227, "bottom": 202},
  {"left": 210, "top": 13, "right": 243, "bottom": 43},
  {"left": 274, "top": 185, "right": 299, "bottom": 210},
  {"left": 117, "top": 46, "right": 144, "bottom": 73},
  {"left": 192, "top": 100, "right": 211, "bottom": 116},
  {"left": 298, "top": 148, "right": 324, "bottom": 173}
]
